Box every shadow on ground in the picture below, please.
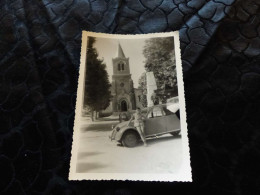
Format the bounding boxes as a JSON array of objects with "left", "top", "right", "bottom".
[
  {"left": 76, "top": 162, "right": 107, "bottom": 173},
  {"left": 81, "top": 122, "right": 119, "bottom": 132},
  {"left": 81, "top": 116, "right": 120, "bottom": 122},
  {"left": 96, "top": 117, "right": 120, "bottom": 122},
  {"left": 77, "top": 151, "right": 103, "bottom": 159}
]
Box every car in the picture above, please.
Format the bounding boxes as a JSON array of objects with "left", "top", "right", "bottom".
[{"left": 109, "top": 103, "right": 181, "bottom": 147}]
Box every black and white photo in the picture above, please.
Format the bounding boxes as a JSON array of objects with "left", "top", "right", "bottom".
[{"left": 69, "top": 31, "right": 191, "bottom": 181}]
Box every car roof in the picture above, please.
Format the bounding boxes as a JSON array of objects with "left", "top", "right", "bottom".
[
  {"left": 138, "top": 103, "right": 177, "bottom": 111},
  {"left": 146, "top": 104, "right": 167, "bottom": 109}
]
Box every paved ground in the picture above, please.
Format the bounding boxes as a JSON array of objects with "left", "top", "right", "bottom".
[{"left": 76, "top": 116, "right": 183, "bottom": 174}]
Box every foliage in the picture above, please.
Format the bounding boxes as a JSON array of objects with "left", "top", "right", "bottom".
[
  {"left": 84, "top": 37, "right": 111, "bottom": 119},
  {"left": 140, "top": 37, "right": 178, "bottom": 103}
]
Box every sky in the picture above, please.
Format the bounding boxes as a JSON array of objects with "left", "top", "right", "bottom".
[{"left": 93, "top": 37, "right": 148, "bottom": 88}]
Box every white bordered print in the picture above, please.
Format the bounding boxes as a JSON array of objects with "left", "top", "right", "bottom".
[{"left": 69, "top": 31, "right": 192, "bottom": 182}]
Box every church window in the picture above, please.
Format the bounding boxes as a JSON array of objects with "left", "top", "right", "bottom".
[{"left": 118, "top": 62, "right": 125, "bottom": 71}]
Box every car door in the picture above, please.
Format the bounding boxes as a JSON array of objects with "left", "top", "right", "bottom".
[
  {"left": 162, "top": 105, "right": 180, "bottom": 131},
  {"left": 144, "top": 106, "right": 167, "bottom": 136}
]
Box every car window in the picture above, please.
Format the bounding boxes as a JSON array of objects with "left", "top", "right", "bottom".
[{"left": 147, "top": 106, "right": 164, "bottom": 118}]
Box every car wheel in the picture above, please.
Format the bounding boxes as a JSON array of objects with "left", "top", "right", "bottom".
[
  {"left": 122, "top": 130, "right": 139, "bottom": 148},
  {"left": 170, "top": 130, "right": 180, "bottom": 136}
]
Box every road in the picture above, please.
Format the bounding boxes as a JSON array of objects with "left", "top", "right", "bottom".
[{"left": 76, "top": 116, "right": 183, "bottom": 174}]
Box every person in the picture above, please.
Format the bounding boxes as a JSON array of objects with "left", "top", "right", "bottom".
[{"left": 128, "top": 107, "right": 147, "bottom": 147}]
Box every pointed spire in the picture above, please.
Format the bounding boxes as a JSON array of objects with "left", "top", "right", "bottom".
[{"left": 117, "top": 43, "right": 125, "bottom": 58}]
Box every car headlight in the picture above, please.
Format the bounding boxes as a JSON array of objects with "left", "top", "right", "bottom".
[{"left": 116, "top": 127, "right": 120, "bottom": 131}]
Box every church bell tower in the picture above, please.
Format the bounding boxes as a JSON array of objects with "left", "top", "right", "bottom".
[{"left": 111, "top": 43, "right": 136, "bottom": 112}]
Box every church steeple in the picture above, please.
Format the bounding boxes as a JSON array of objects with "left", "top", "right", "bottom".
[
  {"left": 112, "top": 43, "right": 130, "bottom": 75},
  {"left": 111, "top": 41, "right": 136, "bottom": 112},
  {"left": 117, "top": 43, "right": 125, "bottom": 58}
]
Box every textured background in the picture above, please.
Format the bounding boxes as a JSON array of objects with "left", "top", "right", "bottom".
[{"left": 0, "top": 0, "right": 260, "bottom": 194}]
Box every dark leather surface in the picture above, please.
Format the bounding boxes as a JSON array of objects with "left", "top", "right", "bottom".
[{"left": 0, "top": 0, "right": 260, "bottom": 194}]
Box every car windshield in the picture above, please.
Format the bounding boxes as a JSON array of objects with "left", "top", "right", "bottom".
[
  {"left": 140, "top": 104, "right": 179, "bottom": 118},
  {"left": 141, "top": 109, "right": 148, "bottom": 115},
  {"left": 147, "top": 106, "right": 163, "bottom": 118}
]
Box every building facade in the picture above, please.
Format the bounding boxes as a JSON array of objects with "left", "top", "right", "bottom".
[{"left": 101, "top": 43, "right": 143, "bottom": 116}]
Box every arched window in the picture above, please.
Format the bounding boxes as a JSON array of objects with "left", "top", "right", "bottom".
[
  {"left": 118, "top": 63, "right": 121, "bottom": 71},
  {"left": 121, "top": 100, "right": 127, "bottom": 111},
  {"left": 121, "top": 63, "right": 124, "bottom": 70}
]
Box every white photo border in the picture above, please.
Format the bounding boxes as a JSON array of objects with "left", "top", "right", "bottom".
[{"left": 69, "top": 31, "right": 192, "bottom": 182}]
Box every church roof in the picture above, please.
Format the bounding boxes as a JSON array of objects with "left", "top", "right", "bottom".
[{"left": 117, "top": 43, "right": 125, "bottom": 58}]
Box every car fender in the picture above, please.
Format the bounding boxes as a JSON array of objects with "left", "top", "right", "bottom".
[{"left": 116, "top": 126, "right": 140, "bottom": 141}]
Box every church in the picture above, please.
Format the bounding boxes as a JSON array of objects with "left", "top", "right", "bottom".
[{"left": 100, "top": 43, "right": 143, "bottom": 116}]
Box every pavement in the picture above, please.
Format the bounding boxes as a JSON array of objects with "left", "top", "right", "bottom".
[{"left": 76, "top": 116, "right": 183, "bottom": 174}]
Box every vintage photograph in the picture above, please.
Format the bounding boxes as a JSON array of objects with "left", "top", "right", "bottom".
[{"left": 69, "top": 31, "right": 191, "bottom": 181}]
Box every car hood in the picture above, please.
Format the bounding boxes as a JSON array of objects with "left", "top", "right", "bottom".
[{"left": 115, "top": 121, "right": 133, "bottom": 129}]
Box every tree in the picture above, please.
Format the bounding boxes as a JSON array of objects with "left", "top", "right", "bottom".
[
  {"left": 84, "top": 37, "right": 111, "bottom": 121},
  {"left": 140, "top": 37, "right": 178, "bottom": 103}
]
